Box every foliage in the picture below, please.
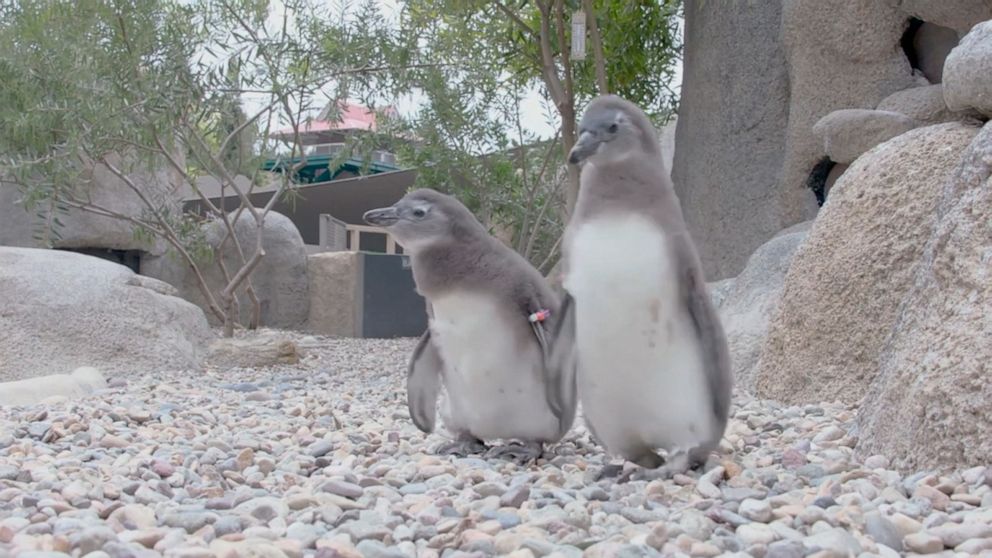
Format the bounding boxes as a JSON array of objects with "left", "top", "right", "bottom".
[
  {"left": 343, "top": 0, "right": 682, "bottom": 269},
  {"left": 0, "top": 0, "right": 404, "bottom": 335}
]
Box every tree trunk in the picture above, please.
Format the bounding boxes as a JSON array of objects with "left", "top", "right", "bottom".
[{"left": 560, "top": 104, "right": 579, "bottom": 214}]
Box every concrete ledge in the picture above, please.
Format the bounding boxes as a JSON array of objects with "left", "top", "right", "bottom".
[{"left": 307, "top": 251, "right": 363, "bottom": 337}]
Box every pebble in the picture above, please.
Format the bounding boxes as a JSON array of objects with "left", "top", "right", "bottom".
[
  {"left": 0, "top": 334, "right": 990, "bottom": 558},
  {"left": 904, "top": 531, "right": 944, "bottom": 554}
]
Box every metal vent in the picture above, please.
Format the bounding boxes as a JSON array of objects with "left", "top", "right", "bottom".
[{"left": 319, "top": 214, "right": 349, "bottom": 251}]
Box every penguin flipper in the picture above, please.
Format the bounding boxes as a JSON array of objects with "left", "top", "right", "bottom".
[
  {"left": 674, "top": 235, "right": 734, "bottom": 437},
  {"left": 407, "top": 328, "right": 443, "bottom": 434},
  {"left": 544, "top": 291, "right": 579, "bottom": 436}
]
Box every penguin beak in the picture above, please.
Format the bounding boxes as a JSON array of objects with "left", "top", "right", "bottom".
[
  {"left": 363, "top": 206, "right": 399, "bottom": 227},
  {"left": 568, "top": 131, "right": 600, "bottom": 165}
]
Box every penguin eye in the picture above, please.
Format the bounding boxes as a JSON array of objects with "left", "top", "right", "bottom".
[
  {"left": 412, "top": 208, "right": 426, "bottom": 218},
  {"left": 608, "top": 123, "right": 618, "bottom": 134}
]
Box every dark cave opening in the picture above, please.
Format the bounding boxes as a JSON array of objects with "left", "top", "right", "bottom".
[
  {"left": 900, "top": 17, "right": 926, "bottom": 73},
  {"left": 57, "top": 247, "right": 144, "bottom": 274},
  {"left": 900, "top": 17, "right": 960, "bottom": 83},
  {"left": 806, "top": 157, "right": 835, "bottom": 207}
]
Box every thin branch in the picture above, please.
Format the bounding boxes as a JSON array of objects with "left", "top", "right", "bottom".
[
  {"left": 582, "top": 0, "right": 609, "bottom": 94},
  {"left": 494, "top": 1, "right": 538, "bottom": 38}
]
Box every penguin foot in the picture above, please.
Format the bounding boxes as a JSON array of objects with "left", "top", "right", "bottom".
[
  {"left": 435, "top": 437, "right": 488, "bottom": 457},
  {"left": 594, "top": 463, "right": 627, "bottom": 481},
  {"left": 486, "top": 441, "right": 544, "bottom": 463}
]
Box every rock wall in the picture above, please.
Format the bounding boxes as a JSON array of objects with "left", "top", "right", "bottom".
[
  {"left": 752, "top": 122, "right": 980, "bottom": 405},
  {"left": 778, "top": 0, "right": 916, "bottom": 222},
  {"left": 672, "top": 0, "right": 791, "bottom": 280},
  {"left": 856, "top": 121, "right": 992, "bottom": 472},
  {"left": 0, "top": 154, "right": 179, "bottom": 255}
]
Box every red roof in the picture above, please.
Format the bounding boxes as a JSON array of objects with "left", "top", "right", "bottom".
[{"left": 272, "top": 101, "right": 397, "bottom": 138}]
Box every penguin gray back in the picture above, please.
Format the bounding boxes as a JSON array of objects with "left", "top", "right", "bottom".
[{"left": 364, "top": 188, "right": 573, "bottom": 451}]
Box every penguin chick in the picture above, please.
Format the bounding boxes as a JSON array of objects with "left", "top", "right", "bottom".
[
  {"left": 364, "top": 188, "right": 574, "bottom": 461},
  {"left": 549, "top": 95, "right": 733, "bottom": 477}
]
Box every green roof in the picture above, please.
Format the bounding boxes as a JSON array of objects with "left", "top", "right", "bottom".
[{"left": 261, "top": 153, "right": 399, "bottom": 184}]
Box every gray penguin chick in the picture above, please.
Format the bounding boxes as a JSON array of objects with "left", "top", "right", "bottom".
[
  {"left": 548, "top": 95, "right": 733, "bottom": 477},
  {"left": 364, "top": 188, "right": 574, "bottom": 460}
]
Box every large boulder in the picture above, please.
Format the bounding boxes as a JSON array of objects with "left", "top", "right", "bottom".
[
  {"left": 943, "top": 21, "right": 992, "bottom": 117},
  {"left": 778, "top": 0, "right": 916, "bottom": 222},
  {"left": 672, "top": 0, "right": 791, "bottom": 280},
  {"left": 812, "top": 109, "right": 921, "bottom": 164},
  {"left": 752, "top": 122, "right": 980, "bottom": 405},
  {"left": 718, "top": 226, "right": 809, "bottom": 391},
  {"left": 857, "top": 122, "right": 992, "bottom": 472},
  {"left": 144, "top": 210, "right": 310, "bottom": 329},
  {"left": 0, "top": 247, "right": 211, "bottom": 382}
]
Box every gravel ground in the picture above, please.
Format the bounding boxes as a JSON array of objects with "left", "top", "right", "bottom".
[{"left": 1, "top": 332, "right": 991, "bottom": 558}]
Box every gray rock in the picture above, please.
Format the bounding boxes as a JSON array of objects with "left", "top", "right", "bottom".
[
  {"left": 143, "top": 208, "right": 309, "bottom": 329},
  {"left": 0, "top": 161, "right": 177, "bottom": 254},
  {"left": 928, "top": 521, "right": 992, "bottom": 548},
  {"left": 738, "top": 498, "right": 773, "bottom": 523},
  {"left": 499, "top": 486, "right": 530, "bottom": 508},
  {"left": 286, "top": 521, "right": 326, "bottom": 548},
  {"left": 320, "top": 480, "right": 364, "bottom": 499},
  {"left": 69, "top": 525, "right": 119, "bottom": 554},
  {"left": 399, "top": 483, "right": 427, "bottom": 495},
  {"left": 356, "top": 540, "right": 408, "bottom": 558},
  {"left": 233, "top": 497, "right": 289, "bottom": 523},
  {"left": 339, "top": 520, "right": 391, "bottom": 542},
  {"left": 160, "top": 511, "right": 216, "bottom": 533},
  {"left": 864, "top": 511, "right": 903, "bottom": 551},
  {"left": 718, "top": 228, "right": 808, "bottom": 390},
  {"left": 766, "top": 540, "right": 804, "bottom": 558},
  {"left": 673, "top": 0, "right": 793, "bottom": 280},
  {"left": 0, "top": 247, "right": 210, "bottom": 384},
  {"left": 944, "top": 21, "right": 992, "bottom": 117},
  {"left": 308, "top": 439, "right": 335, "bottom": 457},
  {"left": 802, "top": 527, "right": 863, "bottom": 555},
  {"left": 812, "top": 109, "right": 921, "bottom": 164},
  {"left": 212, "top": 516, "right": 243, "bottom": 537}
]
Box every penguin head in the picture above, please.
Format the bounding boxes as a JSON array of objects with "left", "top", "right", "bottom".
[
  {"left": 568, "top": 94, "right": 657, "bottom": 166},
  {"left": 363, "top": 188, "right": 478, "bottom": 252}
]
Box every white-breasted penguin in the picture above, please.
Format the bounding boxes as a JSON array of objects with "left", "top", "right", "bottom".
[
  {"left": 547, "top": 95, "right": 733, "bottom": 476},
  {"left": 363, "top": 188, "right": 574, "bottom": 460}
]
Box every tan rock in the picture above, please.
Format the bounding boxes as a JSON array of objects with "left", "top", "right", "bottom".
[
  {"left": 206, "top": 331, "right": 302, "bottom": 369},
  {"left": 877, "top": 85, "right": 981, "bottom": 125},
  {"left": 777, "top": 0, "right": 916, "bottom": 246},
  {"left": 944, "top": 21, "right": 992, "bottom": 117},
  {"left": 812, "top": 109, "right": 921, "bottom": 164},
  {"left": 857, "top": 122, "right": 992, "bottom": 471},
  {"left": 753, "top": 122, "right": 979, "bottom": 405},
  {"left": 897, "top": 0, "right": 992, "bottom": 33}
]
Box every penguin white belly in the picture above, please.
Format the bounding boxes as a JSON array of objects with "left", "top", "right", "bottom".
[
  {"left": 564, "top": 215, "right": 714, "bottom": 456},
  {"left": 429, "top": 292, "right": 559, "bottom": 442}
]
